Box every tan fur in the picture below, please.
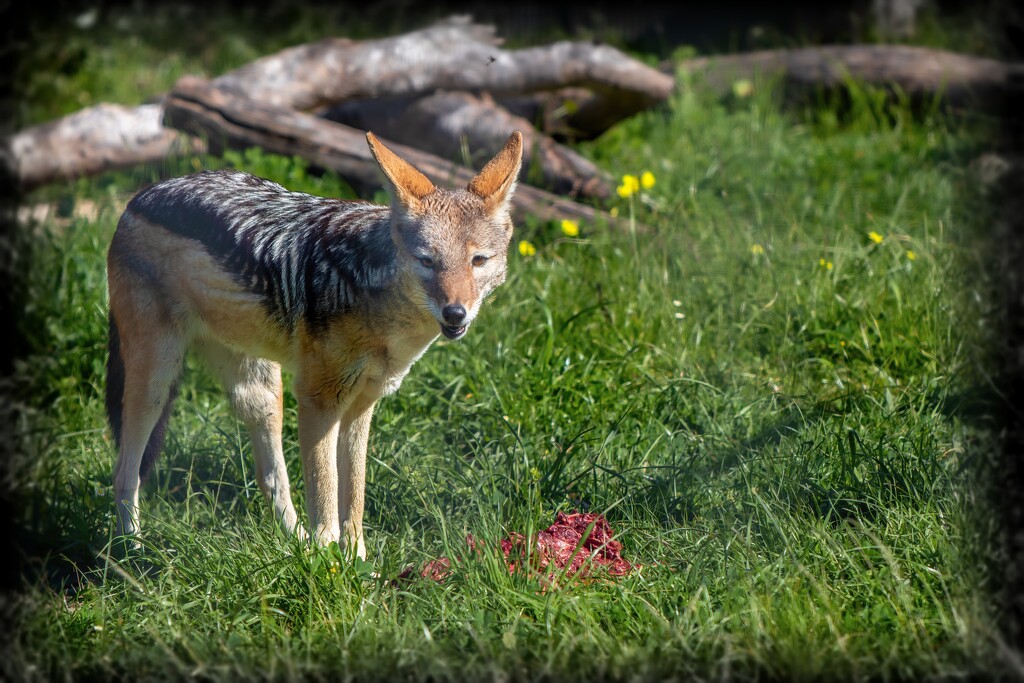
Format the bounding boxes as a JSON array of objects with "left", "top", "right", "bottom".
[
  {"left": 468, "top": 131, "right": 523, "bottom": 210},
  {"left": 366, "top": 132, "right": 436, "bottom": 205},
  {"left": 109, "top": 132, "right": 523, "bottom": 559}
]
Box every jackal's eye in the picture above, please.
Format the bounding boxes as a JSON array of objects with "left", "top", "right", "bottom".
[
  {"left": 418, "top": 256, "right": 435, "bottom": 269},
  {"left": 472, "top": 254, "right": 489, "bottom": 267}
]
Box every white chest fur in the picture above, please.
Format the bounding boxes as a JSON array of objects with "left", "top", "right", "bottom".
[{"left": 373, "top": 325, "right": 441, "bottom": 397}]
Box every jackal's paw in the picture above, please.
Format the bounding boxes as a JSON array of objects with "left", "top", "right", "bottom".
[
  {"left": 111, "top": 529, "right": 143, "bottom": 556},
  {"left": 340, "top": 525, "right": 367, "bottom": 562}
]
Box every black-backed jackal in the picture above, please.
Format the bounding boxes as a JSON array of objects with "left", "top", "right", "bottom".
[{"left": 106, "top": 131, "right": 523, "bottom": 558}]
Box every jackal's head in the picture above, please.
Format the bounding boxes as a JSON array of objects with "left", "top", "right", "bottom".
[{"left": 367, "top": 131, "right": 523, "bottom": 340}]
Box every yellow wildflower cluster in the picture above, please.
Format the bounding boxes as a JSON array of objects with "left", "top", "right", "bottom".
[
  {"left": 617, "top": 175, "right": 640, "bottom": 198},
  {"left": 518, "top": 240, "right": 537, "bottom": 257},
  {"left": 750, "top": 244, "right": 765, "bottom": 255},
  {"left": 868, "top": 231, "right": 884, "bottom": 244},
  {"left": 617, "top": 171, "right": 656, "bottom": 198},
  {"left": 819, "top": 258, "right": 833, "bottom": 271},
  {"left": 560, "top": 219, "right": 579, "bottom": 237}
]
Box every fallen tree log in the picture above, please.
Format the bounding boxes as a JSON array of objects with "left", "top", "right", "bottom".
[
  {"left": 6, "top": 103, "right": 202, "bottom": 192},
  {"left": 666, "top": 44, "right": 1021, "bottom": 112},
  {"left": 212, "top": 15, "right": 674, "bottom": 118},
  {"left": 322, "top": 91, "right": 613, "bottom": 201},
  {"left": 163, "top": 76, "right": 625, "bottom": 230}
]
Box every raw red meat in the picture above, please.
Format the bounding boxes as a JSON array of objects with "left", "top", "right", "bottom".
[{"left": 394, "top": 511, "right": 635, "bottom": 587}]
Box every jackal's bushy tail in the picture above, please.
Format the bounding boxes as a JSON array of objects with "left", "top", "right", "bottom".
[{"left": 105, "top": 314, "right": 179, "bottom": 481}]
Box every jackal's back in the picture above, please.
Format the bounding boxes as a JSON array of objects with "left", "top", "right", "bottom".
[{"left": 121, "top": 169, "right": 396, "bottom": 331}]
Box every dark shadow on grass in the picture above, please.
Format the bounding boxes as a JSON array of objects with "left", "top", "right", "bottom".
[{"left": 622, "top": 381, "right": 1001, "bottom": 531}]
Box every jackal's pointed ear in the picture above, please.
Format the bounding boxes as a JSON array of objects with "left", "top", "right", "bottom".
[
  {"left": 366, "top": 132, "right": 435, "bottom": 210},
  {"left": 468, "top": 131, "right": 523, "bottom": 214}
]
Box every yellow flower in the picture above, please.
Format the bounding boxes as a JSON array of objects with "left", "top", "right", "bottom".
[
  {"left": 868, "top": 231, "right": 884, "bottom": 244},
  {"left": 610, "top": 206, "right": 619, "bottom": 217},
  {"left": 819, "top": 258, "right": 833, "bottom": 270},
  {"left": 750, "top": 244, "right": 765, "bottom": 255},
  {"left": 732, "top": 79, "right": 754, "bottom": 98},
  {"left": 560, "top": 219, "right": 579, "bottom": 237},
  {"left": 906, "top": 250, "right": 916, "bottom": 261},
  {"left": 518, "top": 240, "right": 537, "bottom": 257},
  {"left": 640, "top": 171, "right": 656, "bottom": 189},
  {"left": 617, "top": 174, "right": 640, "bottom": 198}
]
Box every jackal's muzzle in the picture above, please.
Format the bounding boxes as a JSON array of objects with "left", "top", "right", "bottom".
[
  {"left": 439, "top": 304, "right": 468, "bottom": 339},
  {"left": 440, "top": 323, "right": 467, "bottom": 340}
]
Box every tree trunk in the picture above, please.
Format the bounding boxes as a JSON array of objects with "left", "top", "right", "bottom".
[{"left": 163, "top": 76, "right": 626, "bottom": 230}]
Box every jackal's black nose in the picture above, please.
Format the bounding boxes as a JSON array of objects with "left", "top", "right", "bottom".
[{"left": 442, "top": 304, "right": 467, "bottom": 326}]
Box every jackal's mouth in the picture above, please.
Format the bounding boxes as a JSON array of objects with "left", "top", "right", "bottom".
[{"left": 440, "top": 324, "right": 467, "bottom": 340}]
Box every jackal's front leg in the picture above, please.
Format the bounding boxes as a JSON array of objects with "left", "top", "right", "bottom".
[
  {"left": 295, "top": 390, "right": 342, "bottom": 547},
  {"left": 338, "top": 395, "right": 377, "bottom": 561}
]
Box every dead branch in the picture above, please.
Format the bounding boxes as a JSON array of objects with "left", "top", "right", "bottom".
[
  {"left": 667, "top": 44, "right": 1019, "bottom": 111},
  {"left": 7, "top": 103, "right": 202, "bottom": 192},
  {"left": 322, "top": 91, "right": 613, "bottom": 201},
  {"left": 163, "top": 76, "right": 625, "bottom": 230}
]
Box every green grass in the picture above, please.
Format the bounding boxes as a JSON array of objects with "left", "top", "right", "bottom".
[{"left": 5, "top": 15, "right": 1013, "bottom": 683}]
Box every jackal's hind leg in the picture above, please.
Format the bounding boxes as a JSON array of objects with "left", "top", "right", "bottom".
[
  {"left": 196, "top": 342, "right": 306, "bottom": 540},
  {"left": 112, "top": 326, "right": 185, "bottom": 542}
]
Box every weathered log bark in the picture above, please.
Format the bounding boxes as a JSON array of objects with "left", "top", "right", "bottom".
[
  {"left": 666, "top": 44, "right": 1020, "bottom": 112},
  {"left": 322, "top": 91, "right": 613, "bottom": 201},
  {"left": 212, "top": 15, "right": 674, "bottom": 117},
  {"left": 164, "top": 76, "right": 624, "bottom": 230},
  {"left": 498, "top": 88, "right": 608, "bottom": 139},
  {"left": 6, "top": 103, "right": 202, "bottom": 192}
]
